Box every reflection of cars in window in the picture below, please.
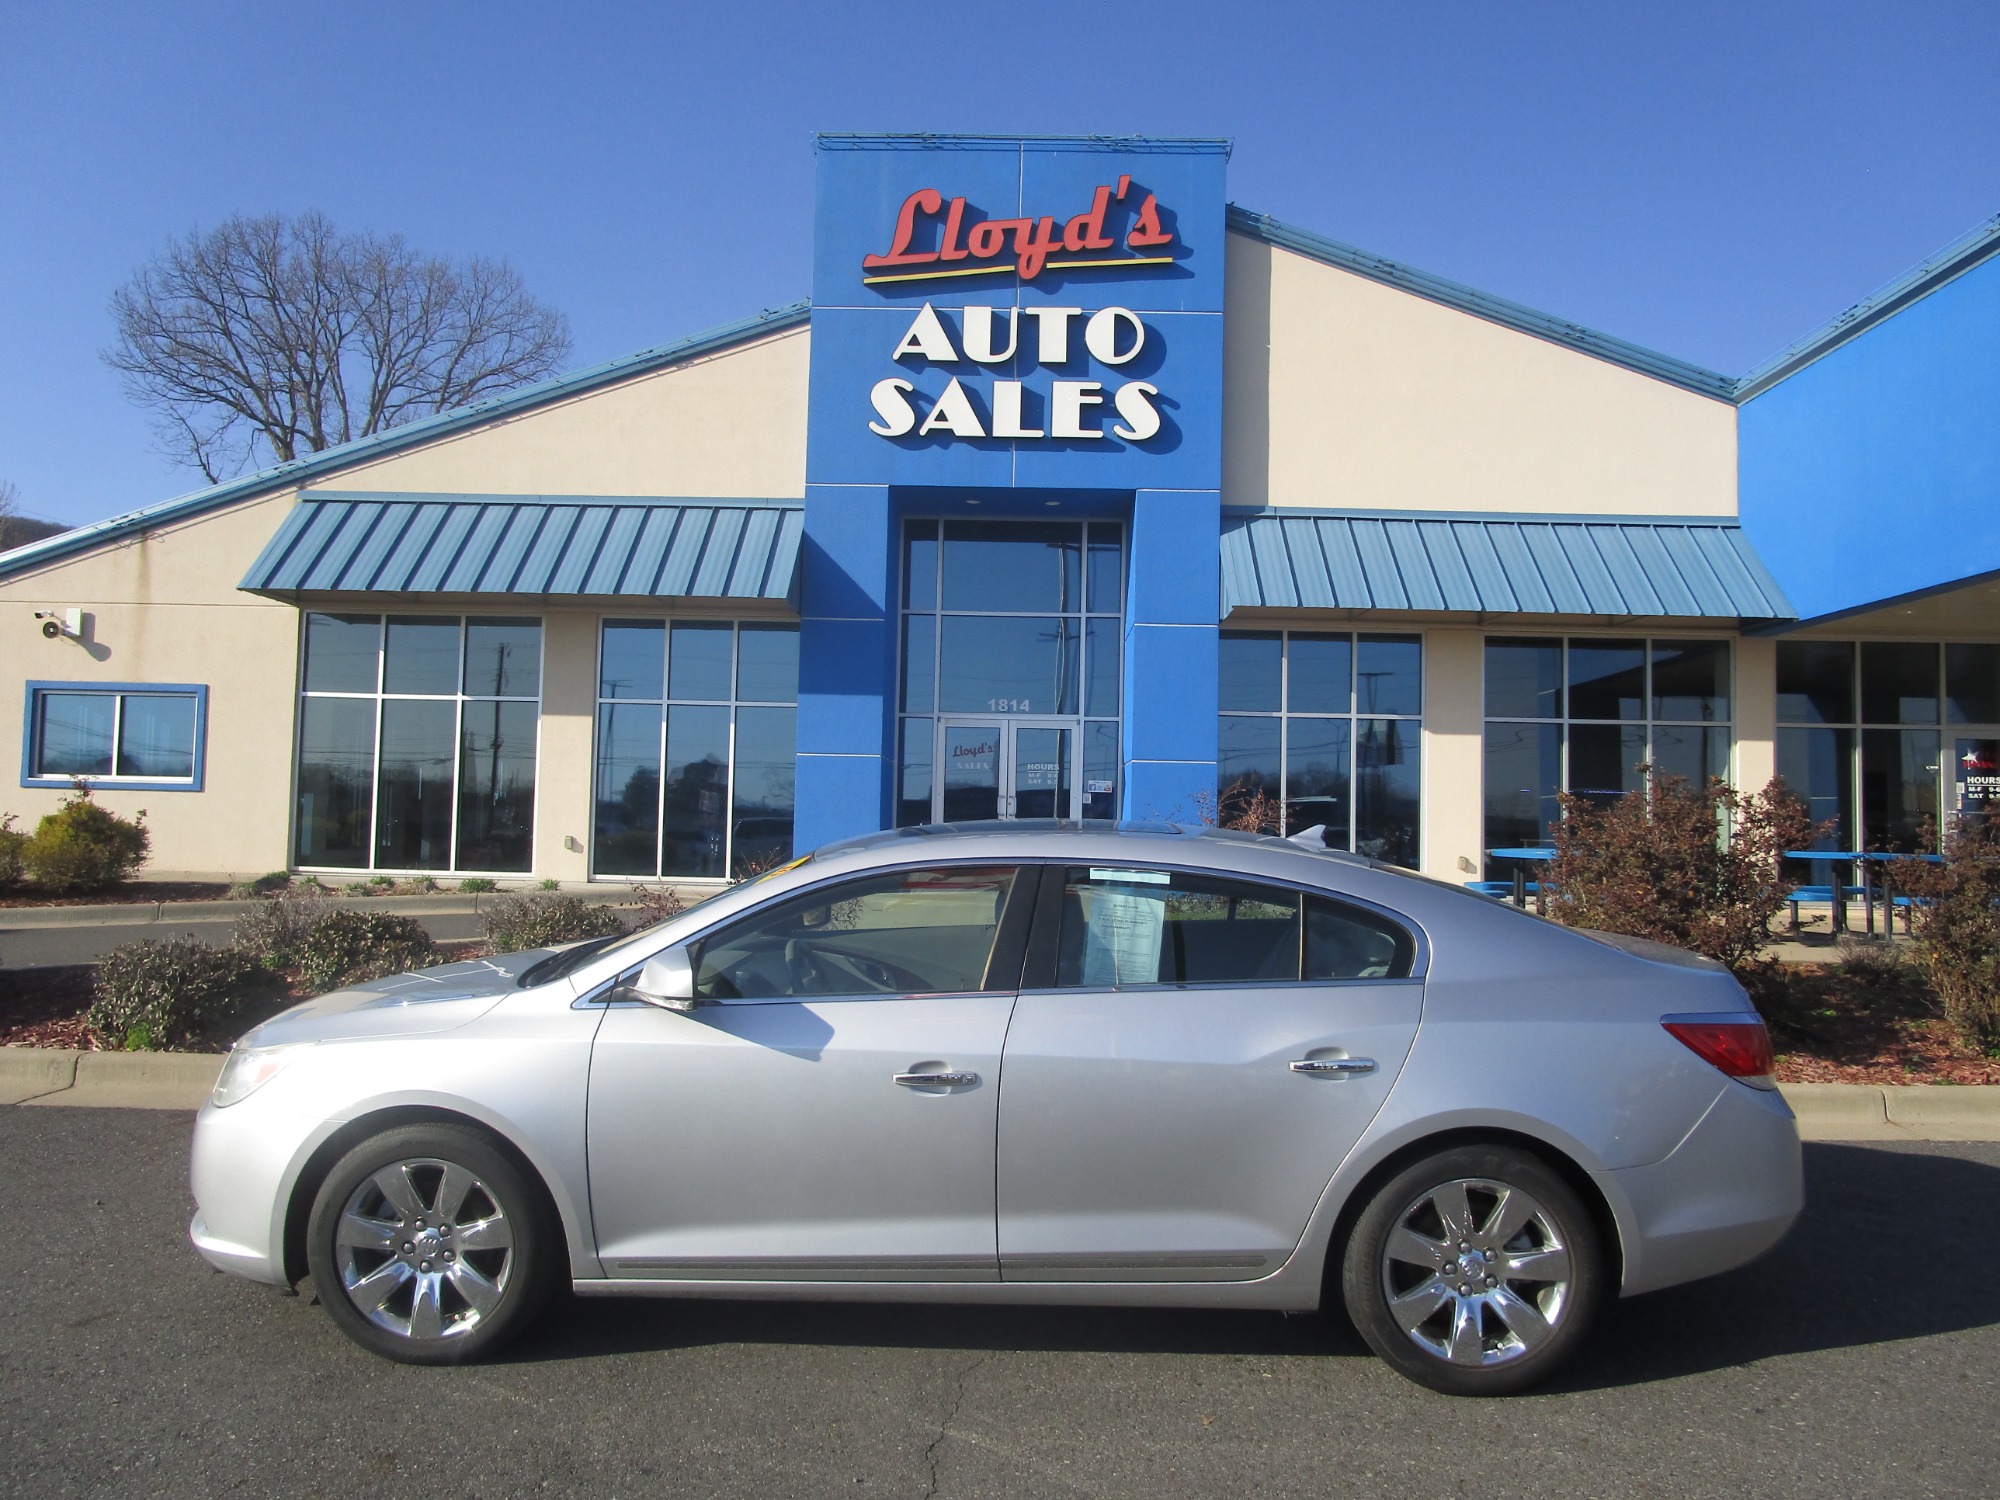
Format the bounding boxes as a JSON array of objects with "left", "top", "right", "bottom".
[
  {"left": 729, "top": 815, "right": 794, "bottom": 873},
  {"left": 191, "top": 822, "right": 1800, "bottom": 1399}
]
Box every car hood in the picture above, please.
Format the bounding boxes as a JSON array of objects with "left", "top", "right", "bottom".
[{"left": 235, "top": 949, "right": 557, "bottom": 1047}]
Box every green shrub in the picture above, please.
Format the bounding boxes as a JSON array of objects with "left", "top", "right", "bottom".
[
  {"left": 1898, "top": 818, "right": 2000, "bottom": 1053},
  {"left": 457, "top": 876, "right": 497, "bottom": 893},
  {"left": 342, "top": 880, "right": 371, "bottom": 896},
  {"left": 233, "top": 887, "right": 336, "bottom": 969},
  {"left": 23, "top": 783, "right": 150, "bottom": 892},
  {"left": 369, "top": 874, "right": 395, "bottom": 889},
  {"left": 88, "top": 937, "right": 285, "bottom": 1050},
  {"left": 1547, "top": 774, "right": 1814, "bottom": 974},
  {"left": 0, "top": 813, "right": 26, "bottom": 890},
  {"left": 537, "top": 877, "right": 561, "bottom": 891},
  {"left": 298, "top": 910, "right": 439, "bottom": 992},
  {"left": 225, "top": 870, "right": 293, "bottom": 899},
  {"left": 482, "top": 893, "right": 626, "bottom": 954}
]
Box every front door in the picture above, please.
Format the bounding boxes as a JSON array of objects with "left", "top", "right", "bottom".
[
  {"left": 587, "top": 862, "right": 1029, "bottom": 1281},
  {"left": 996, "top": 863, "right": 1424, "bottom": 1281},
  {"left": 937, "top": 720, "right": 1077, "bottom": 821}
]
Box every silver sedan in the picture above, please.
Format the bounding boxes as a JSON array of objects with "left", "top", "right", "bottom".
[{"left": 189, "top": 823, "right": 1801, "bottom": 1396}]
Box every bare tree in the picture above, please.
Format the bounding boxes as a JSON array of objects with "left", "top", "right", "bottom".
[
  {"left": 105, "top": 212, "right": 573, "bottom": 481},
  {"left": 0, "top": 480, "right": 64, "bottom": 551}
]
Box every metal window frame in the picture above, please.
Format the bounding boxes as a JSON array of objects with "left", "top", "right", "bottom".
[
  {"left": 21, "top": 681, "right": 209, "bottom": 793},
  {"left": 590, "top": 617, "right": 802, "bottom": 882},
  {"left": 291, "top": 612, "right": 546, "bottom": 877},
  {"left": 1216, "top": 629, "right": 1425, "bottom": 858}
]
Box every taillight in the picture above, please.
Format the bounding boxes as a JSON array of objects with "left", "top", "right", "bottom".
[{"left": 1663, "top": 1018, "right": 1775, "bottom": 1086}]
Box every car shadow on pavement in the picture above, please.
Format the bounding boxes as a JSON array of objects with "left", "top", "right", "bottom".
[{"left": 503, "top": 1142, "right": 2000, "bottom": 1387}]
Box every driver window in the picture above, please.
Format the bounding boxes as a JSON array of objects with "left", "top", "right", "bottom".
[{"left": 694, "top": 865, "right": 1019, "bottom": 1001}]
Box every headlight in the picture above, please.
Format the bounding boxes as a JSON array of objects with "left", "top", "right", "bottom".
[{"left": 210, "top": 1044, "right": 308, "bottom": 1108}]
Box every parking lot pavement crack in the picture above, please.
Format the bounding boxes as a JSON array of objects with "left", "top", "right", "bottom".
[{"left": 922, "top": 1351, "right": 991, "bottom": 1499}]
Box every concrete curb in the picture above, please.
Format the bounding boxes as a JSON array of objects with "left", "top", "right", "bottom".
[
  {"left": 4, "top": 1044, "right": 1999, "bottom": 1129},
  {"left": 0, "top": 886, "right": 665, "bottom": 932}
]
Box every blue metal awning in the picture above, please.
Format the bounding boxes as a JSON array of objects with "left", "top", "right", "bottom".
[
  {"left": 241, "top": 492, "right": 803, "bottom": 604},
  {"left": 1220, "top": 510, "right": 1795, "bottom": 620}
]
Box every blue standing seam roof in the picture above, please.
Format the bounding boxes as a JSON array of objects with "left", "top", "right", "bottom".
[
  {"left": 1220, "top": 511, "right": 1795, "bottom": 620},
  {"left": 239, "top": 494, "right": 804, "bottom": 604}
]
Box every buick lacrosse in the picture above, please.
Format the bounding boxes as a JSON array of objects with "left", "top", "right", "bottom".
[{"left": 190, "top": 822, "right": 1801, "bottom": 1395}]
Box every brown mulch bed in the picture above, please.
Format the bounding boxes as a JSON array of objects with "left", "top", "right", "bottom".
[
  {"left": 0, "top": 938, "right": 492, "bottom": 1052},
  {"left": 0, "top": 881, "right": 233, "bottom": 908},
  {"left": 1755, "top": 953, "right": 2000, "bottom": 1085}
]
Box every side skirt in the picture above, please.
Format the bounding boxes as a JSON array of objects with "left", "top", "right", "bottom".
[{"left": 571, "top": 1273, "right": 1322, "bottom": 1311}]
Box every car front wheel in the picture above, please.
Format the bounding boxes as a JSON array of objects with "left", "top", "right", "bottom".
[
  {"left": 1341, "top": 1143, "right": 1604, "bottom": 1396},
  {"left": 306, "top": 1123, "right": 554, "bottom": 1364}
]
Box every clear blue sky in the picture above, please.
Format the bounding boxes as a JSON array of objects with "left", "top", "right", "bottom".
[{"left": 4, "top": 0, "right": 1997, "bottom": 527}]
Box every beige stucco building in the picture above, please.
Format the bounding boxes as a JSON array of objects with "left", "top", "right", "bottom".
[{"left": 5, "top": 135, "right": 1995, "bottom": 901}]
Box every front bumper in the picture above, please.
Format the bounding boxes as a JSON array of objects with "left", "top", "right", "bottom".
[
  {"left": 1602, "top": 1079, "right": 1804, "bottom": 1297},
  {"left": 187, "top": 1092, "right": 326, "bottom": 1288}
]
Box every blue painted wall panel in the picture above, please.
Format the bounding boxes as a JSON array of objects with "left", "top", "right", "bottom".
[{"left": 1740, "top": 251, "right": 2000, "bottom": 619}]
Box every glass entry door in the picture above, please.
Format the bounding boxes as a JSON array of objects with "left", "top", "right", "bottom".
[{"left": 937, "top": 720, "right": 1077, "bottom": 821}]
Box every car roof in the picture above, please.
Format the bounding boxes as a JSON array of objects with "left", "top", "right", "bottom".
[{"left": 815, "top": 819, "right": 1381, "bottom": 872}]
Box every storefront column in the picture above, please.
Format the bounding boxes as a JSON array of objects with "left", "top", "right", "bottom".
[
  {"left": 794, "top": 482, "right": 896, "bottom": 851},
  {"left": 1122, "top": 488, "right": 1220, "bottom": 822},
  {"left": 536, "top": 609, "right": 597, "bottom": 881},
  {"left": 1734, "top": 633, "right": 1777, "bottom": 792},
  {"left": 1420, "top": 627, "right": 1485, "bottom": 884}
]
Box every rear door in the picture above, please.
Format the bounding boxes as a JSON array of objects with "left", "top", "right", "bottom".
[{"left": 995, "top": 863, "right": 1424, "bottom": 1282}]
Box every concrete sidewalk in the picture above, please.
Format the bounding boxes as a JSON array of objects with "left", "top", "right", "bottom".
[{"left": 4, "top": 1045, "right": 1999, "bottom": 1135}]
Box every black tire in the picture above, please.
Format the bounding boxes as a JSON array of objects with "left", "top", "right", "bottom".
[
  {"left": 306, "top": 1123, "right": 555, "bottom": 1365},
  {"left": 1340, "top": 1143, "right": 1604, "bottom": 1396}
]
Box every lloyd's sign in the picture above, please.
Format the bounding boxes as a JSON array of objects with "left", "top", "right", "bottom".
[{"left": 806, "top": 135, "right": 1228, "bottom": 491}]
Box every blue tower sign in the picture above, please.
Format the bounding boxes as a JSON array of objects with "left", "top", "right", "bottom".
[{"left": 796, "top": 134, "right": 1231, "bottom": 850}]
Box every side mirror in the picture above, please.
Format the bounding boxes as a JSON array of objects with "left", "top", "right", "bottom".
[{"left": 616, "top": 946, "right": 702, "bottom": 1012}]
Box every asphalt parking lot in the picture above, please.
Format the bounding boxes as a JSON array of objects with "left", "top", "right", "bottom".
[{"left": 2, "top": 1108, "right": 1996, "bottom": 1499}]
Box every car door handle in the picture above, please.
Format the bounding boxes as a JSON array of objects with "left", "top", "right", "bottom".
[
  {"left": 1289, "top": 1057, "right": 1376, "bottom": 1077},
  {"left": 894, "top": 1070, "right": 980, "bottom": 1088}
]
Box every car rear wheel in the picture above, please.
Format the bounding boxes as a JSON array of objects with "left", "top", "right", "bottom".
[
  {"left": 1340, "top": 1143, "right": 1604, "bottom": 1396},
  {"left": 306, "top": 1123, "right": 554, "bottom": 1364}
]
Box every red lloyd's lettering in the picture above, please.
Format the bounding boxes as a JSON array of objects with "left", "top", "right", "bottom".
[{"left": 861, "top": 181, "right": 1175, "bottom": 281}]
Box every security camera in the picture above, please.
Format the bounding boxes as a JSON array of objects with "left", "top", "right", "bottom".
[{"left": 33, "top": 608, "right": 83, "bottom": 640}]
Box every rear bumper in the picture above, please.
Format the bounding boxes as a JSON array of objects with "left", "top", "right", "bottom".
[{"left": 1600, "top": 1080, "right": 1803, "bottom": 1297}]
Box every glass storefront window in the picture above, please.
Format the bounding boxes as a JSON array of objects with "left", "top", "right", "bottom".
[
  {"left": 1776, "top": 640, "right": 1985, "bottom": 852},
  {"left": 1946, "top": 644, "right": 2000, "bottom": 725},
  {"left": 1861, "top": 642, "right": 1940, "bottom": 725},
  {"left": 295, "top": 614, "right": 542, "bottom": 874},
  {"left": 592, "top": 619, "right": 798, "bottom": 879},
  {"left": 898, "top": 519, "right": 1123, "bottom": 825},
  {"left": 1217, "top": 631, "right": 1423, "bottom": 867},
  {"left": 1481, "top": 636, "right": 1731, "bottom": 876}
]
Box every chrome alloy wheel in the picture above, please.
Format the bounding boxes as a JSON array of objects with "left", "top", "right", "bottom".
[
  {"left": 333, "top": 1157, "right": 515, "bottom": 1342},
  {"left": 1379, "top": 1177, "right": 1572, "bottom": 1368}
]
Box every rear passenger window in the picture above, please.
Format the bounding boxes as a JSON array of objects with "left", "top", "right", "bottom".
[
  {"left": 1056, "top": 868, "right": 1301, "bottom": 986},
  {"left": 1306, "top": 895, "right": 1415, "bottom": 980}
]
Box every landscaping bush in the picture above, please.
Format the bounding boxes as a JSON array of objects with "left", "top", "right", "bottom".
[
  {"left": 1546, "top": 773, "right": 1813, "bottom": 974},
  {"left": 0, "top": 813, "right": 26, "bottom": 891},
  {"left": 482, "top": 892, "right": 626, "bottom": 953},
  {"left": 225, "top": 870, "right": 293, "bottom": 899},
  {"left": 88, "top": 937, "right": 285, "bottom": 1050},
  {"left": 297, "top": 910, "right": 439, "bottom": 992},
  {"left": 457, "top": 876, "right": 497, "bottom": 893},
  {"left": 23, "top": 782, "right": 150, "bottom": 892},
  {"left": 1895, "top": 816, "right": 2000, "bottom": 1053},
  {"left": 629, "top": 883, "right": 688, "bottom": 925},
  {"left": 233, "top": 886, "right": 336, "bottom": 969}
]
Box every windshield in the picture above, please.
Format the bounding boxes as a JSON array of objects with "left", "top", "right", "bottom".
[{"left": 515, "top": 854, "right": 815, "bottom": 988}]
